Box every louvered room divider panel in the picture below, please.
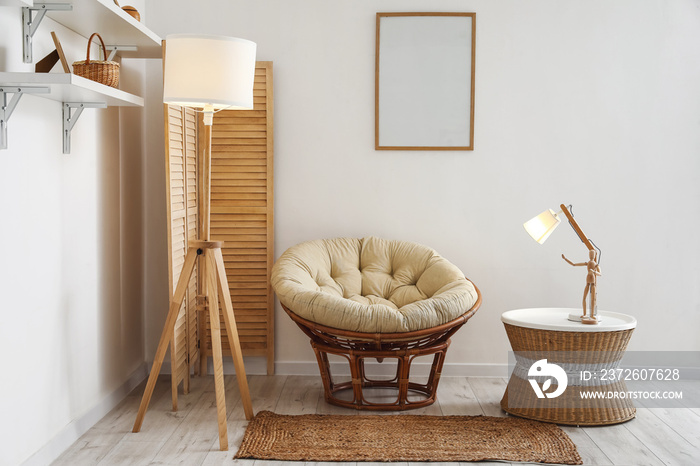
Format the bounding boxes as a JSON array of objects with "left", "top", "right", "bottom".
[
  {"left": 165, "top": 104, "right": 199, "bottom": 403},
  {"left": 202, "top": 61, "right": 275, "bottom": 375}
]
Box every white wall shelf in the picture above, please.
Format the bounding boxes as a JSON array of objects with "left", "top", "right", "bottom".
[
  {"left": 22, "top": 0, "right": 161, "bottom": 62},
  {"left": 0, "top": 72, "right": 143, "bottom": 153},
  {"left": 4, "top": 0, "right": 158, "bottom": 152},
  {"left": 0, "top": 72, "right": 144, "bottom": 106},
  {"left": 43, "top": 0, "right": 161, "bottom": 58}
]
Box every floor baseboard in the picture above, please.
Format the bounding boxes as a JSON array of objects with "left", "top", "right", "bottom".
[
  {"left": 21, "top": 363, "right": 148, "bottom": 466},
  {"left": 158, "top": 357, "right": 509, "bottom": 378}
]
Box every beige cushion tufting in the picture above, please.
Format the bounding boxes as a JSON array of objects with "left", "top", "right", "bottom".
[{"left": 271, "top": 237, "right": 478, "bottom": 333}]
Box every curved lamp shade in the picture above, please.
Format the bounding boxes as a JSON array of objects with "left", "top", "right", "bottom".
[
  {"left": 524, "top": 209, "right": 561, "bottom": 244},
  {"left": 163, "top": 34, "right": 257, "bottom": 110}
]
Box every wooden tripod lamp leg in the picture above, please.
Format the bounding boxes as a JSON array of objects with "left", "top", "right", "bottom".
[
  {"left": 212, "top": 248, "right": 254, "bottom": 420},
  {"left": 170, "top": 338, "right": 178, "bottom": 411},
  {"left": 205, "top": 250, "right": 229, "bottom": 450},
  {"left": 133, "top": 248, "right": 198, "bottom": 433}
]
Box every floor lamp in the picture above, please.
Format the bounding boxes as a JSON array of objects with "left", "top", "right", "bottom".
[{"left": 132, "top": 34, "right": 257, "bottom": 451}]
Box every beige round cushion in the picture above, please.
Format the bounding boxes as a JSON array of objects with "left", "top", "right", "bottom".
[{"left": 271, "top": 237, "right": 479, "bottom": 333}]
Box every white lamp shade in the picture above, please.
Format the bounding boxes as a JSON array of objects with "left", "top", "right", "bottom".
[
  {"left": 524, "top": 209, "right": 561, "bottom": 244},
  {"left": 163, "top": 34, "right": 257, "bottom": 110}
]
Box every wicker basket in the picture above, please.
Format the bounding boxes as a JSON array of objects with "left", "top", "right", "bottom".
[{"left": 72, "top": 33, "right": 120, "bottom": 88}]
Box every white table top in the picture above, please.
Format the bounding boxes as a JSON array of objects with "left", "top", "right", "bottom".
[{"left": 501, "top": 308, "right": 636, "bottom": 332}]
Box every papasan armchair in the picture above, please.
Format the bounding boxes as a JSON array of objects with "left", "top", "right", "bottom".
[{"left": 272, "top": 236, "right": 481, "bottom": 410}]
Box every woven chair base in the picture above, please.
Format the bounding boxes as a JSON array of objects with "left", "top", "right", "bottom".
[
  {"left": 283, "top": 304, "right": 478, "bottom": 411},
  {"left": 313, "top": 339, "right": 448, "bottom": 410}
]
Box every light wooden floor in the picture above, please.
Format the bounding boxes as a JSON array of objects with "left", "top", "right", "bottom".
[{"left": 53, "top": 375, "right": 700, "bottom": 466}]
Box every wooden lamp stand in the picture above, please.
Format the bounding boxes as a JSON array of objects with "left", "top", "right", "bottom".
[
  {"left": 558, "top": 204, "right": 601, "bottom": 325},
  {"left": 133, "top": 34, "right": 258, "bottom": 450},
  {"left": 132, "top": 114, "right": 254, "bottom": 449},
  {"left": 524, "top": 203, "right": 602, "bottom": 325}
]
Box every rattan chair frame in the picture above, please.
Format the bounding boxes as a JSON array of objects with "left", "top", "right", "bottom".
[{"left": 282, "top": 281, "right": 481, "bottom": 410}]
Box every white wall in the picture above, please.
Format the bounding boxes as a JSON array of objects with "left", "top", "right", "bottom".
[
  {"left": 0, "top": 2, "right": 147, "bottom": 465},
  {"left": 143, "top": 0, "right": 700, "bottom": 375},
  {"left": 2, "top": 0, "right": 697, "bottom": 462}
]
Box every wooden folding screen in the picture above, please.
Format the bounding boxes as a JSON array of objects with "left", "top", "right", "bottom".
[
  {"left": 164, "top": 105, "right": 199, "bottom": 402},
  {"left": 201, "top": 61, "right": 275, "bottom": 375},
  {"left": 164, "top": 62, "right": 275, "bottom": 394}
]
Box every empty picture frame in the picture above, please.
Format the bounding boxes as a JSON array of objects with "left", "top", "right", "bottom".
[{"left": 375, "top": 12, "right": 476, "bottom": 150}]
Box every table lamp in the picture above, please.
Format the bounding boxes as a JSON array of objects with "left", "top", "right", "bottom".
[
  {"left": 132, "top": 34, "right": 257, "bottom": 451},
  {"left": 524, "top": 204, "right": 602, "bottom": 325}
]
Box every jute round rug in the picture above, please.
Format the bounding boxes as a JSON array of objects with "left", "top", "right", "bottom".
[{"left": 235, "top": 410, "right": 582, "bottom": 464}]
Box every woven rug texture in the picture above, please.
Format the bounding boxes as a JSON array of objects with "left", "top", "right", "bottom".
[{"left": 235, "top": 410, "right": 583, "bottom": 464}]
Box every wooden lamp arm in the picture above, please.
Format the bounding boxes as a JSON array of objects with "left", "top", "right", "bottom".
[{"left": 560, "top": 204, "right": 595, "bottom": 252}]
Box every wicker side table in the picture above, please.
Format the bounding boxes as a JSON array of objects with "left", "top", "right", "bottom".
[{"left": 500, "top": 308, "right": 637, "bottom": 426}]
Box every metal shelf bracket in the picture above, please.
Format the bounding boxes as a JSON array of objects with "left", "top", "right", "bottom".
[
  {"left": 1, "top": 86, "right": 50, "bottom": 150},
  {"left": 106, "top": 45, "right": 139, "bottom": 61},
  {"left": 23, "top": 3, "right": 73, "bottom": 63},
  {"left": 63, "top": 102, "right": 107, "bottom": 154}
]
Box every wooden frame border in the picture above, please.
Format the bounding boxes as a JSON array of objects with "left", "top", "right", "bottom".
[{"left": 375, "top": 12, "right": 476, "bottom": 151}]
